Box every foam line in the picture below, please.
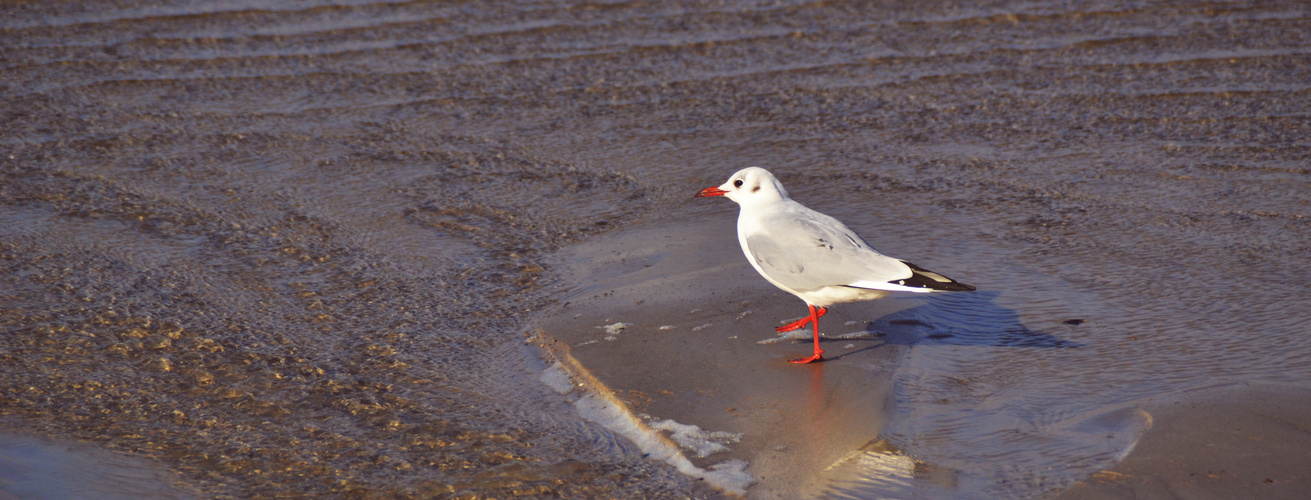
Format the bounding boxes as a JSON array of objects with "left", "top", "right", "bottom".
[{"left": 529, "top": 331, "right": 754, "bottom": 496}]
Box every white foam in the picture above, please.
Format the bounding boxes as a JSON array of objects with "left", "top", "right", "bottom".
[
  {"left": 834, "top": 331, "right": 879, "bottom": 339},
  {"left": 538, "top": 361, "right": 755, "bottom": 495},
  {"left": 649, "top": 419, "right": 742, "bottom": 458},
  {"left": 756, "top": 330, "right": 814, "bottom": 345},
  {"left": 706, "top": 459, "right": 753, "bottom": 493},
  {"left": 596, "top": 322, "right": 630, "bottom": 335}
]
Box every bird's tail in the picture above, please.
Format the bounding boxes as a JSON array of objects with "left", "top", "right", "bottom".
[{"left": 899, "top": 261, "right": 975, "bottom": 291}]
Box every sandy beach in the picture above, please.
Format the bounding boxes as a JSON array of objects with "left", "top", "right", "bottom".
[{"left": 3, "top": 0, "right": 1310, "bottom": 497}]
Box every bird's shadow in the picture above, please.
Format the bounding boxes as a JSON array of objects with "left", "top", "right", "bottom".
[{"left": 825, "top": 290, "right": 1081, "bottom": 361}]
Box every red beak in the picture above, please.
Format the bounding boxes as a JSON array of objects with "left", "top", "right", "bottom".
[{"left": 695, "top": 186, "right": 727, "bottom": 198}]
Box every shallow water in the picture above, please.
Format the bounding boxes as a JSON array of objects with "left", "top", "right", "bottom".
[
  {"left": 3, "top": 0, "right": 1310, "bottom": 497},
  {"left": 0, "top": 431, "right": 197, "bottom": 499}
]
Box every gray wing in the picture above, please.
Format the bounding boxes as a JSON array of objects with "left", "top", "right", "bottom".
[{"left": 744, "top": 210, "right": 912, "bottom": 293}]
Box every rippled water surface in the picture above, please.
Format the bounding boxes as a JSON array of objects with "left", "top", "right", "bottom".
[{"left": 3, "top": 0, "right": 1309, "bottom": 497}]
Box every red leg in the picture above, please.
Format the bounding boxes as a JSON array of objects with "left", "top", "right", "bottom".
[
  {"left": 788, "top": 304, "right": 825, "bottom": 364},
  {"left": 775, "top": 306, "right": 827, "bottom": 332}
]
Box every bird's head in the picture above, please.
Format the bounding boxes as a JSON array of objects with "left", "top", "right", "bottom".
[{"left": 694, "top": 167, "right": 789, "bottom": 206}]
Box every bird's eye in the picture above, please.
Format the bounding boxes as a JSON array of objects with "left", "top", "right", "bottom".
[{"left": 733, "top": 180, "right": 744, "bottom": 188}]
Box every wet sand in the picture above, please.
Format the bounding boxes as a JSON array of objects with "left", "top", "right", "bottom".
[
  {"left": 1059, "top": 384, "right": 1311, "bottom": 499},
  {"left": 537, "top": 220, "right": 903, "bottom": 498},
  {"left": 534, "top": 215, "right": 1311, "bottom": 498},
  {"left": 3, "top": 0, "right": 1311, "bottom": 497}
]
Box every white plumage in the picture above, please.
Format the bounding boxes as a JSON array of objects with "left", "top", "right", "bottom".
[{"left": 696, "top": 167, "right": 974, "bottom": 363}]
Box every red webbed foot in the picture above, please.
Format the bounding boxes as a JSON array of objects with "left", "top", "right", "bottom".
[{"left": 788, "top": 351, "right": 825, "bottom": 364}]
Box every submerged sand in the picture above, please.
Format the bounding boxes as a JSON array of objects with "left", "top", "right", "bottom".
[
  {"left": 1059, "top": 384, "right": 1311, "bottom": 500},
  {"left": 534, "top": 214, "right": 1311, "bottom": 498},
  {"left": 536, "top": 221, "right": 904, "bottom": 497}
]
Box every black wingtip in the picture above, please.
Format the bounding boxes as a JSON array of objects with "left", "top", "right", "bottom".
[{"left": 899, "top": 261, "right": 975, "bottom": 292}]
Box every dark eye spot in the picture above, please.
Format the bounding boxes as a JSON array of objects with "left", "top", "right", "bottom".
[{"left": 733, "top": 180, "right": 743, "bottom": 188}]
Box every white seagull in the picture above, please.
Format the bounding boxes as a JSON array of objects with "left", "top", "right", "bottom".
[{"left": 695, "top": 167, "right": 974, "bottom": 363}]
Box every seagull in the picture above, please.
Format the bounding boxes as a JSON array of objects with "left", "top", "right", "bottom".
[{"left": 695, "top": 167, "right": 975, "bottom": 364}]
